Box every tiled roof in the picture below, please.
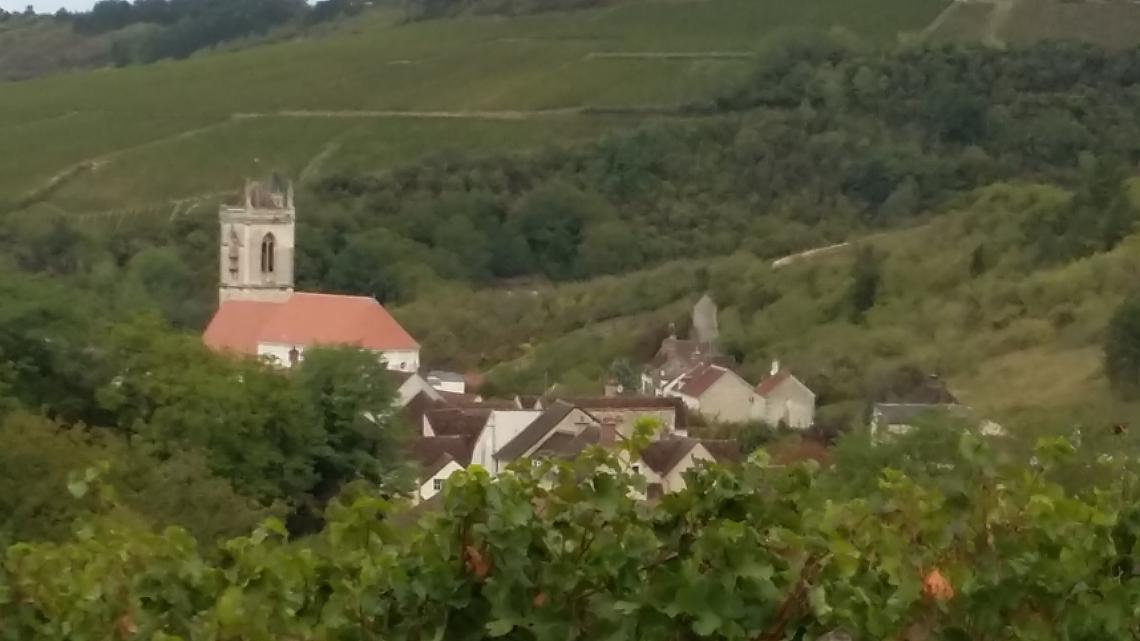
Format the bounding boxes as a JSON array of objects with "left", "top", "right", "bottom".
[
  {"left": 640, "top": 438, "right": 698, "bottom": 475},
  {"left": 675, "top": 363, "right": 731, "bottom": 397},
  {"left": 496, "top": 401, "right": 586, "bottom": 462},
  {"left": 755, "top": 369, "right": 792, "bottom": 397},
  {"left": 403, "top": 391, "right": 442, "bottom": 430},
  {"left": 410, "top": 435, "right": 474, "bottom": 468},
  {"left": 204, "top": 292, "right": 418, "bottom": 355},
  {"left": 562, "top": 396, "right": 683, "bottom": 410},
  {"left": 640, "top": 437, "right": 740, "bottom": 475},
  {"left": 531, "top": 425, "right": 602, "bottom": 459},
  {"left": 697, "top": 438, "right": 742, "bottom": 463},
  {"left": 424, "top": 408, "right": 491, "bottom": 439},
  {"left": 559, "top": 396, "right": 687, "bottom": 430},
  {"left": 647, "top": 338, "right": 719, "bottom": 380}
]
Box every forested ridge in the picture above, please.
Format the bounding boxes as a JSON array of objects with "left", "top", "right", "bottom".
[{"left": 0, "top": 0, "right": 366, "bottom": 80}]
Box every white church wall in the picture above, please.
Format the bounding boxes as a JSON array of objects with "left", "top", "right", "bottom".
[
  {"left": 382, "top": 349, "right": 420, "bottom": 372},
  {"left": 256, "top": 343, "right": 420, "bottom": 372}
]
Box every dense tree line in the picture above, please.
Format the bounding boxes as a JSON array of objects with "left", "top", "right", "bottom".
[
  {"left": 0, "top": 269, "right": 412, "bottom": 544},
  {"left": 67, "top": 0, "right": 366, "bottom": 64},
  {"left": 303, "top": 39, "right": 1140, "bottom": 305}
]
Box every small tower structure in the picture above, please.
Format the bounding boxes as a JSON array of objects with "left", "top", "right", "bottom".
[{"left": 219, "top": 174, "right": 295, "bottom": 303}]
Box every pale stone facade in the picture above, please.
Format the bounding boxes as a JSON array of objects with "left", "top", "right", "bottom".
[{"left": 219, "top": 177, "right": 296, "bottom": 303}]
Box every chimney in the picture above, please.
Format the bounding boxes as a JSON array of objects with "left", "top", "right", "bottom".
[
  {"left": 600, "top": 417, "right": 618, "bottom": 447},
  {"left": 771, "top": 360, "right": 780, "bottom": 377}
]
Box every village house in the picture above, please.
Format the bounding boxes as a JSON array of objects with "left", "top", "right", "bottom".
[
  {"left": 203, "top": 176, "right": 420, "bottom": 370},
  {"left": 663, "top": 362, "right": 761, "bottom": 424},
  {"left": 754, "top": 362, "right": 816, "bottom": 429},
  {"left": 408, "top": 393, "right": 738, "bottom": 502},
  {"left": 640, "top": 295, "right": 816, "bottom": 427},
  {"left": 869, "top": 371, "right": 1002, "bottom": 439}
]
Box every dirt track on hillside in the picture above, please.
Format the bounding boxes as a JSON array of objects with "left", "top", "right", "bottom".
[{"left": 233, "top": 108, "right": 586, "bottom": 121}]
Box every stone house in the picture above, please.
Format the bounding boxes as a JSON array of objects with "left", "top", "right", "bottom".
[
  {"left": 754, "top": 363, "right": 816, "bottom": 429},
  {"left": 664, "top": 363, "right": 761, "bottom": 424}
]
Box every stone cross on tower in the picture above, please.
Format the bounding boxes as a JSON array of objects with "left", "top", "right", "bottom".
[{"left": 218, "top": 175, "right": 296, "bottom": 303}]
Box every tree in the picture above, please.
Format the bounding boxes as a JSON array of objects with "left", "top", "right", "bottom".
[
  {"left": 1106, "top": 293, "right": 1140, "bottom": 399},
  {"left": 514, "top": 182, "right": 608, "bottom": 280},
  {"left": 606, "top": 357, "right": 638, "bottom": 393},
  {"left": 123, "top": 247, "right": 204, "bottom": 328},
  {"left": 849, "top": 245, "right": 881, "bottom": 321},
  {"left": 325, "top": 230, "right": 419, "bottom": 303},
  {"left": 577, "top": 220, "right": 639, "bottom": 276},
  {"left": 292, "top": 346, "right": 412, "bottom": 498},
  {"left": 0, "top": 411, "right": 276, "bottom": 544},
  {"left": 95, "top": 316, "right": 323, "bottom": 503}
]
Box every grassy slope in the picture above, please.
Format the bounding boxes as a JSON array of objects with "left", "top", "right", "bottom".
[
  {"left": 930, "top": 0, "right": 1140, "bottom": 48},
  {"left": 0, "top": 0, "right": 946, "bottom": 214},
  {"left": 400, "top": 182, "right": 1140, "bottom": 430}
]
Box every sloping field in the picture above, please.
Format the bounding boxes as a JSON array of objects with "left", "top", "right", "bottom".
[
  {"left": 929, "top": 0, "right": 1140, "bottom": 48},
  {"left": 0, "top": 0, "right": 947, "bottom": 215}
]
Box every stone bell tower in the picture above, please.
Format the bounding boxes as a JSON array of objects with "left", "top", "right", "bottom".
[{"left": 219, "top": 174, "right": 295, "bottom": 303}]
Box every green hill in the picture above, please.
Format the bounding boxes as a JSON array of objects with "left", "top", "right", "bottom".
[
  {"left": 930, "top": 0, "right": 1140, "bottom": 48},
  {"left": 403, "top": 181, "right": 1140, "bottom": 431},
  {"left": 0, "top": 0, "right": 946, "bottom": 216},
  {"left": 4, "top": 0, "right": 1140, "bottom": 435}
]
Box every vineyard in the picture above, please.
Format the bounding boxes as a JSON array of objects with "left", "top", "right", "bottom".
[{"left": 3, "top": 421, "right": 1139, "bottom": 641}]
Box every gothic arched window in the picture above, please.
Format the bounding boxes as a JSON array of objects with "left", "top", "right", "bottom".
[
  {"left": 227, "top": 230, "right": 240, "bottom": 276},
  {"left": 260, "top": 233, "right": 276, "bottom": 274}
]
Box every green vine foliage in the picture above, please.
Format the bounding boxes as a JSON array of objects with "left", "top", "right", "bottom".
[{"left": 4, "top": 426, "right": 1140, "bottom": 641}]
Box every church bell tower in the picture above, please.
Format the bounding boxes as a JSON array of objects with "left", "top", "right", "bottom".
[{"left": 219, "top": 174, "right": 295, "bottom": 303}]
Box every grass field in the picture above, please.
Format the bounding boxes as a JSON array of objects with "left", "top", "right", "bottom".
[
  {"left": 0, "top": 0, "right": 947, "bottom": 216},
  {"left": 929, "top": 0, "right": 1140, "bottom": 48}
]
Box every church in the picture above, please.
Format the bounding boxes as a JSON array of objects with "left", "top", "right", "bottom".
[{"left": 203, "top": 176, "right": 421, "bottom": 371}]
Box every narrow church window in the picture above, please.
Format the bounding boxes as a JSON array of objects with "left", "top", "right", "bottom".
[
  {"left": 260, "top": 233, "right": 276, "bottom": 273},
  {"left": 228, "top": 230, "right": 240, "bottom": 275}
]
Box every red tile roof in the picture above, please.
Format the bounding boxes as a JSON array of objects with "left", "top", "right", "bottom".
[
  {"left": 203, "top": 292, "right": 418, "bottom": 355},
  {"left": 675, "top": 363, "right": 731, "bottom": 397},
  {"left": 755, "top": 369, "right": 792, "bottom": 397}
]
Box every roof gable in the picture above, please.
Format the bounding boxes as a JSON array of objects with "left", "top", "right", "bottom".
[
  {"left": 496, "top": 401, "right": 594, "bottom": 462},
  {"left": 755, "top": 369, "right": 813, "bottom": 398},
  {"left": 640, "top": 438, "right": 698, "bottom": 475},
  {"left": 424, "top": 408, "right": 492, "bottom": 439},
  {"left": 640, "top": 437, "right": 739, "bottom": 475},
  {"left": 675, "top": 363, "right": 745, "bottom": 398}
]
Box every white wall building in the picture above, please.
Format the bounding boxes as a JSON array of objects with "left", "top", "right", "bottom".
[{"left": 204, "top": 177, "right": 420, "bottom": 371}]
